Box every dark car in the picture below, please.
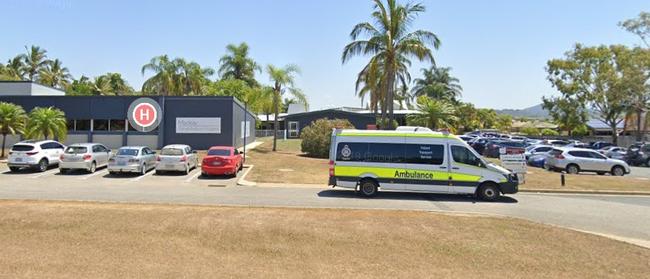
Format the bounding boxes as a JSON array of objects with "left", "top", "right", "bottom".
[
  {"left": 625, "top": 143, "right": 650, "bottom": 167},
  {"left": 483, "top": 140, "right": 526, "bottom": 158},
  {"left": 469, "top": 138, "right": 489, "bottom": 154},
  {"left": 590, "top": 141, "right": 614, "bottom": 150}
]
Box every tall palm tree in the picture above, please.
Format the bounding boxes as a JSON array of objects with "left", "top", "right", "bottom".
[
  {"left": 412, "top": 65, "right": 462, "bottom": 102},
  {"left": 0, "top": 102, "right": 27, "bottom": 158},
  {"left": 218, "top": 42, "right": 261, "bottom": 86},
  {"left": 266, "top": 64, "right": 307, "bottom": 151},
  {"left": 39, "top": 59, "right": 72, "bottom": 89},
  {"left": 178, "top": 60, "right": 214, "bottom": 95},
  {"left": 25, "top": 107, "right": 67, "bottom": 141},
  {"left": 142, "top": 56, "right": 213, "bottom": 95},
  {"left": 342, "top": 0, "right": 439, "bottom": 129},
  {"left": 407, "top": 96, "right": 457, "bottom": 130},
  {"left": 20, "top": 45, "right": 50, "bottom": 81},
  {"left": 94, "top": 73, "right": 134, "bottom": 95}
]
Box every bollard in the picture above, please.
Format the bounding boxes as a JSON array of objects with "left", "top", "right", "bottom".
[{"left": 561, "top": 173, "right": 565, "bottom": 186}]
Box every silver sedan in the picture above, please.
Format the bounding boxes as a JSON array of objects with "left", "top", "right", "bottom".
[
  {"left": 59, "top": 143, "right": 111, "bottom": 173},
  {"left": 155, "top": 144, "right": 199, "bottom": 175},
  {"left": 108, "top": 146, "right": 157, "bottom": 175}
]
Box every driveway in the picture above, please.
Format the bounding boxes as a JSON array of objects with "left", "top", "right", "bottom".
[{"left": 0, "top": 166, "right": 649, "bottom": 248}]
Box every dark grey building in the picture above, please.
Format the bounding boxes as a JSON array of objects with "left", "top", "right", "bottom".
[{"left": 0, "top": 92, "right": 256, "bottom": 150}]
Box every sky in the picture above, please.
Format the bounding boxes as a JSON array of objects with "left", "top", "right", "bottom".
[{"left": 1, "top": 0, "right": 648, "bottom": 110}]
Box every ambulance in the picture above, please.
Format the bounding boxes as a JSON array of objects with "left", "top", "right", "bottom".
[{"left": 328, "top": 127, "right": 518, "bottom": 201}]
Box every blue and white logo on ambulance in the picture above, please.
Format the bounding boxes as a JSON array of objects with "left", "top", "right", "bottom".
[
  {"left": 127, "top": 97, "right": 162, "bottom": 132},
  {"left": 341, "top": 144, "right": 352, "bottom": 159}
]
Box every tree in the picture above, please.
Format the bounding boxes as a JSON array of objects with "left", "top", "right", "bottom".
[
  {"left": 619, "top": 14, "right": 650, "bottom": 141},
  {"left": 39, "top": 59, "right": 72, "bottom": 89},
  {"left": 406, "top": 96, "right": 456, "bottom": 130},
  {"left": 94, "top": 73, "right": 134, "bottom": 95},
  {"left": 20, "top": 45, "right": 49, "bottom": 81},
  {"left": 2, "top": 56, "right": 26, "bottom": 80},
  {"left": 25, "top": 107, "right": 67, "bottom": 141},
  {"left": 66, "top": 76, "right": 96, "bottom": 96},
  {"left": 476, "top": 108, "right": 498, "bottom": 129},
  {"left": 495, "top": 114, "right": 513, "bottom": 132},
  {"left": 620, "top": 12, "right": 650, "bottom": 48},
  {"left": 342, "top": 0, "right": 440, "bottom": 129},
  {"left": 266, "top": 64, "right": 307, "bottom": 151},
  {"left": 454, "top": 102, "right": 479, "bottom": 132},
  {"left": 142, "top": 55, "right": 214, "bottom": 96},
  {"left": 520, "top": 126, "right": 540, "bottom": 136},
  {"left": 218, "top": 42, "right": 261, "bottom": 86},
  {"left": 541, "top": 95, "right": 589, "bottom": 136},
  {"left": 412, "top": 65, "right": 462, "bottom": 103},
  {"left": 0, "top": 102, "right": 27, "bottom": 158},
  {"left": 546, "top": 44, "right": 637, "bottom": 144}
]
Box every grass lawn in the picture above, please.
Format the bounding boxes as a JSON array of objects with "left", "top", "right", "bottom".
[
  {"left": 246, "top": 139, "right": 650, "bottom": 191},
  {"left": 0, "top": 200, "right": 648, "bottom": 278},
  {"left": 246, "top": 138, "right": 328, "bottom": 184}
]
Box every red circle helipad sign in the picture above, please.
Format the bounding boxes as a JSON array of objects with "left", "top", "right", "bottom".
[{"left": 127, "top": 98, "right": 162, "bottom": 132}]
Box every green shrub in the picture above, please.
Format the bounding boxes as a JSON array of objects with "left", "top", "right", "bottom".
[
  {"left": 520, "top": 127, "right": 540, "bottom": 136},
  {"left": 540, "top": 128, "right": 559, "bottom": 136},
  {"left": 377, "top": 118, "right": 399, "bottom": 130},
  {"left": 301, "top": 118, "right": 354, "bottom": 158}
]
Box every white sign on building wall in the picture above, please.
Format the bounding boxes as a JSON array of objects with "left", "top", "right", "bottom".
[
  {"left": 176, "top": 117, "right": 221, "bottom": 134},
  {"left": 241, "top": 121, "right": 251, "bottom": 138}
]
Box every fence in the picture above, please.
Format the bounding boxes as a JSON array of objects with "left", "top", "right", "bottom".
[{"left": 256, "top": 129, "right": 287, "bottom": 139}]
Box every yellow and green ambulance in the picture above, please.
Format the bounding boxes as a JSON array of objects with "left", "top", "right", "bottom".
[{"left": 328, "top": 127, "right": 518, "bottom": 201}]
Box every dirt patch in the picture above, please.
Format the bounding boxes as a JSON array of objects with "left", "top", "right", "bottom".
[
  {"left": 246, "top": 139, "right": 328, "bottom": 184},
  {"left": 0, "top": 200, "right": 648, "bottom": 278}
]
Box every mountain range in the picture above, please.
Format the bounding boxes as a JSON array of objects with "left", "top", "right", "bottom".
[{"left": 494, "top": 104, "right": 549, "bottom": 119}]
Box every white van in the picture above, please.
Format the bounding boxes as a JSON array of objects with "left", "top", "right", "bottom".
[{"left": 328, "top": 128, "right": 518, "bottom": 201}]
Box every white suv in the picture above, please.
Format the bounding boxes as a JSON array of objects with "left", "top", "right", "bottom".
[{"left": 7, "top": 140, "right": 66, "bottom": 172}]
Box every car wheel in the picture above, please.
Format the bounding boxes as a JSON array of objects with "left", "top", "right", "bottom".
[
  {"left": 183, "top": 164, "right": 189, "bottom": 175},
  {"left": 478, "top": 183, "right": 501, "bottom": 202},
  {"left": 9, "top": 166, "right": 20, "bottom": 172},
  {"left": 611, "top": 166, "right": 625, "bottom": 176},
  {"left": 359, "top": 179, "right": 378, "bottom": 197},
  {"left": 140, "top": 164, "right": 147, "bottom": 176},
  {"left": 566, "top": 164, "right": 579, "bottom": 175},
  {"left": 89, "top": 162, "right": 96, "bottom": 173},
  {"left": 37, "top": 159, "right": 48, "bottom": 172}
]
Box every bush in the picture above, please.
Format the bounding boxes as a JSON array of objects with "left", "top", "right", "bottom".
[
  {"left": 377, "top": 118, "right": 399, "bottom": 130},
  {"left": 540, "top": 128, "right": 559, "bottom": 136},
  {"left": 520, "top": 127, "right": 540, "bottom": 136},
  {"left": 301, "top": 118, "right": 354, "bottom": 158}
]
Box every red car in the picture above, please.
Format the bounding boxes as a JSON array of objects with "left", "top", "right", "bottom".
[{"left": 201, "top": 146, "right": 243, "bottom": 177}]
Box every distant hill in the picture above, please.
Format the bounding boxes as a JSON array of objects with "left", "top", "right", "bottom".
[{"left": 495, "top": 104, "right": 549, "bottom": 119}]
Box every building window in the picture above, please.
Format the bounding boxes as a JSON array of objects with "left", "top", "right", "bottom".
[
  {"left": 110, "top": 119, "right": 126, "bottom": 132},
  {"left": 94, "top": 119, "right": 109, "bottom": 131},
  {"left": 128, "top": 122, "right": 158, "bottom": 132},
  {"left": 76, "top": 120, "right": 91, "bottom": 131},
  {"left": 66, "top": 119, "right": 75, "bottom": 131}
]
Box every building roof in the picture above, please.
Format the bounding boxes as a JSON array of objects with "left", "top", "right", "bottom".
[
  {"left": 586, "top": 119, "right": 624, "bottom": 130},
  {"left": 0, "top": 81, "right": 65, "bottom": 96}
]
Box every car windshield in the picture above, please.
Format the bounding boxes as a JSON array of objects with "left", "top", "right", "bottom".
[
  {"left": 65, "top": 146, "right": 87, "bottom": 154},
  {"left": 161, "top": 148, "right": 183, "bottom": 156},
  {"left": 117, "top": 149, "right": 139, "bottom": 156},
  {"left": 208, "top": 149, "right": 231, "bottom": 156},
  {"left": 11, "top": 144, "right": 34, "bottom": 151}
]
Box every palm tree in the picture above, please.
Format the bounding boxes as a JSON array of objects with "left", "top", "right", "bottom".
[
  {"left": 218, "top": 43, "right": 261, "bottom": 86},
  {"left": 4, "top": 56, "right": 26, "bottom": 80},
  {"left": 0, "top": 102, "right": 27, "bottom": 158},
  {"left": 407, "top": 96, "right": 457, "bottom": 130},
  {"left": 93, "top": 73, "right": 134, "bottom": 95},
  {"left": 25, "top": 107, "right": 67, "bottom": 141},
  {"left": 266, "top": 64, "right": 307, "bottom": 151},
  {"left": 342, "top": 0, "right": 439, "bottom": 129},
  {"left": 142, "top": 56, "right": 213, "bottom": 95},
  {"left": 20, "top": 45, "right": 50, "bottom": 81},
  {"left": 412, "top": 65, "right": 462, "bottom": 102},
  {"left": 39, "top": 59, "right": 72, "bottom": 89}
]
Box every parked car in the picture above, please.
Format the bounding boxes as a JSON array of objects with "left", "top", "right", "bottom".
[
  {"left": 524, "top": 145, "right": 553, "bottom": 160},
  {"left": 59, "top": 143, "right": 112, "bottom": 174},
  {"left": 469, "top": 137, "right": 489, "bottom": 154},
  {"left": 625, "top": 143, "right": 650, "bottom": 166},
  {"left": 7, "top": 140, "right": 65, "bottom": 172},
  {"left": 458, "top": 135, "right": 473, "bottom": 142},
  {"left": 108, "top": 146, "right": 157, "bottom": 175},
  {"left": 510, "top": 135, "right": 528, "bottom": 142},
  {"left": 483, "top": 140, "right": 526, "bottom": 158},
  {"left": 527, "top": 153, "right": 547, "bottom": 168},
  {"left": 155, "top": 144, "right": 199, "bottom": 175},
  {"left": 598, "top": 146, "right": 627, "bottom": 159},
  {"left": 590, "top": 141, "right": 614, "bottom": 150},
  {"left": 524, "top": 138, "right": 543, "bottom": 147},
  {"left": 545, "top": 148, "right": 630, "bottom": 176},
  {"left": 565, "top": 142, "right": 591, "bottom": 149},
  {"left": 544, "top": 139, "right": 570, "bottom": 146},
  {"left": 201, "top": 146, "right": 243, "bottom": 177}
]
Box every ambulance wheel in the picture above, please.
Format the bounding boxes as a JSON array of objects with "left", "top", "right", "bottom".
[
  {"left": 359, "top": 179, "right": 378, "bottom": 197},
  {"left": 478, "top": 183, "right": 500, "bottom": 202}
]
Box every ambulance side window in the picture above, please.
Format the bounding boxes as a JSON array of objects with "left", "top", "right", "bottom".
[
  {"left": 404, "top": 144, "right": 444, "bottom": 165},
  {"left": 451, "top": 146, "right": 483, "bottom": 167},
  {"left": 336, "top": 143, "right": 368, "bottom": 162}
]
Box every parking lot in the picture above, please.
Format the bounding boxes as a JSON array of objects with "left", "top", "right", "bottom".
[{"left": 0, "top": 164, "right": 245, "bottom": 188}]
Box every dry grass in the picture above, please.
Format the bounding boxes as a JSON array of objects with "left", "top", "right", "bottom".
[
  {"left": 0, "top": 200, "right": 648, "bottom": 278},
  {"left": 519, "top": 168, "right": 650, "bottom": 191},
  {"left": 246, "top": 138, "right": 328, "bottom": 184}
]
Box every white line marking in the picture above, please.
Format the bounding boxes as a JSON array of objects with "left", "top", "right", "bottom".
[
  {"left": 80, "top": 169, "right": 109, "bottom": 180},
  {"left": 130, "top": 169, "right": 155, "bottom": 182},
  {"left": 30, "top": 169, "right": 58, "bottom": 179},
  {"left": 185, "top": 171, "right": 202, "bottom": 183}
]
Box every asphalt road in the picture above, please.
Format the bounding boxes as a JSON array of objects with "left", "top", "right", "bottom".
[{"left": 0, "top": 165, "right": 649, "bottom": 248}]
